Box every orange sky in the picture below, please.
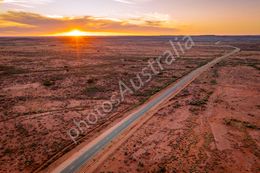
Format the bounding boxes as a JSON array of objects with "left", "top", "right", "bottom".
[{"left": 0, "top": 0, "right": 260, "bottom": 36}]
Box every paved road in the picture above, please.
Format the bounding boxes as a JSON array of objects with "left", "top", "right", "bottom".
[{"left": 57, "top": 46, "right": 239, "bottom": 173}]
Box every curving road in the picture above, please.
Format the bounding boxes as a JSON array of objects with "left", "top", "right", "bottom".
[{"left": 54, "top": 45, "right": 239, "bottom": 173}]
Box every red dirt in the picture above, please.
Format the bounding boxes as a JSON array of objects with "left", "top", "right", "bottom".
[
  {"left": 97, "top": 43, "right": 260, "bottom": 173},
  {"left": 0, "top": 37, "right": 225, "bottom": 173}
]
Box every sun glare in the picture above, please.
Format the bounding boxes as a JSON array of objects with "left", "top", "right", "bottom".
[
  {"left": 52, "top": 29, "right": 137, "bottom": 36},
  {"left": 60, "top": 29, "right": 89, "bottom": 36}
]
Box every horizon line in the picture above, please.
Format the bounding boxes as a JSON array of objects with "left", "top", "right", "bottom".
[{"left": 0, "top": 34, "right": 260, "bottom": 38}]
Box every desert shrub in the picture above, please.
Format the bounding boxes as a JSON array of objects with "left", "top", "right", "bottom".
[
  {"left": 189, "top": 98, "right": 208, "bottom": 106},
  {"left": 83, "top": 86, "right": 105, "bottom": 95},
  {"left": 15, "top": 123, "right": 29, "bottom": 136},
  {"left": 223, "top": 118, "right": 259, "bottom": 129},
  {"left": 87, "top": 78, "right": 95, "bottom": 84},
  {"left": 248, "top": 63, "right": 260, "bottom": 71},
  {"left": 3, "top": 148, "right": 12, "bottom": 154},
  {"left": 25, "top": 159, "right": 33, "bottom": 166},
  {"left": 0, "top": 65, "right": 25, "bottom": 75},
  {"left": 157, "top": 166, "right": 166, "bottom": 173},
  {"left": 138, "top": 162, "right": 144, "bottom": 167},
  {"left": 43, "top": 80, "right": 55, "bottom": 87},
  {"left": 210, "top": 79, "right": 217, "bottom": 85}
]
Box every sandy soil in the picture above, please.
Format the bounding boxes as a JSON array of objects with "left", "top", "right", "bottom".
[
  {"left": 97, "top": 42, "right": 260, "bottom": 173},
  {"left": 0, "top": 37, "right": 228, "bottom": 173}
]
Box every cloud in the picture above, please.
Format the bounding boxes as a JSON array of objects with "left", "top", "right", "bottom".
[
  {"left": 0, "top": 11, "right": 177, "bottom": 36},
  {"left": 127, "top": 12, "right": 171, "bottom": 27},
  {"left": 113, "top": 0, "right": 134, "bottom": 4},
  {"left": 112, "top": 0, "right": 152, "bottom": 5},
  {"left": 1, "top": 0, "right": 52, "bottom": 8}
]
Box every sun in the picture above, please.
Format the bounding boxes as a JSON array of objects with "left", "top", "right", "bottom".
[{"left": 59, "top": 29, "right": 90, "bottom": 36}]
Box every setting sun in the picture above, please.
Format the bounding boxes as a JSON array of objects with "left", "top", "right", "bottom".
[{"left": 59, "top": 29, "right": 90, "bottom": 36}]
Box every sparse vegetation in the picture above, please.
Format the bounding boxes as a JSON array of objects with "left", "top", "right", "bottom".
[
  {"left": 3, "top": 148, "right": 12, "bottom": 155},
  {"left": 0, "top": 65, "right": 25, "bottom": 75},
  {"left": 172, "top": 101, "right": 181, "bottom": 108},
  {"left": 157, "top": 166, "right": 166, "bottom": 173},
  {"left": 83, "top": 86, "right": 105, "bottom": 95},
  {"left": 189, "top": 98, "right": 208, "bottom": 106},
  {"left": 15, "top": 123, "right": 29, "bottom": 136},
  {"left": 1, "top": 37, "right": 259, "bottom": 173},
  {"left": 248, "top": 63, "right": 260, "bottom": 71},
  {"left": 210, "top": 79, "right": 217, "bottom": 85},
  {"left": 43, "top": 80, "right": 55, "bottom": 87},
  {"left": 24, "top": 159, "right": 33, "bottom": 166},
  {"left": 223, "top": 118, "right": 259, "bottom": 130},
  {"left": 87, "top": 78, "right": 95, "bottom": 84},
  {"left": 138, "top": 161, "right": 144, "bottom": 167}
]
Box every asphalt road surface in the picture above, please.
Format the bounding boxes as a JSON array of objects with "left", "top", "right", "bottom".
[{"left": 57, "top": 45, "right": 239, "bottom": 173}]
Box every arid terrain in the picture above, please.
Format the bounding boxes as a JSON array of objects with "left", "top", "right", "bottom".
[
  {"left": 97, "top": 39, "right": 260, "bottom": 173},
  {"left": 0, "top": 36, "right": 259, "bottom": 173}
]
